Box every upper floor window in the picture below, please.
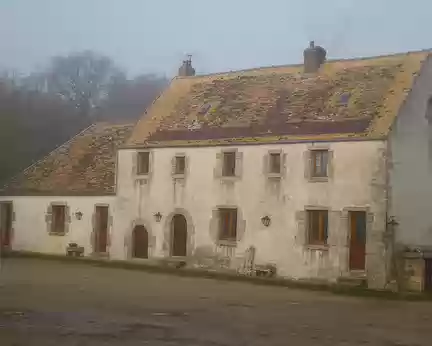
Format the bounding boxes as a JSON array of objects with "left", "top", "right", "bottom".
[
  {"left": 269, "top": 152, "right": 282, "bottom": 174},
  {"left": 311, "top": 150, "right": 329, "bottom": 178},
  {"left": 222, "top": 151, "right": 236, "bottom": 177},
  {"left": 137, "top": 152, "right": 150, "bottom": 175},
  {"left": 174, "top": 155, "right": 186, "bottom": 175}
]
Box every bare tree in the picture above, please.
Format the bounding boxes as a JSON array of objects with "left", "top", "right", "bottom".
[{"left": 45, "top": 51, "right": 125, "bottom": 118}]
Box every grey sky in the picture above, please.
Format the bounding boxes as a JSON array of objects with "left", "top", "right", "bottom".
[{"left": 0, "top": 0, "right": 429, "bottom": 77}]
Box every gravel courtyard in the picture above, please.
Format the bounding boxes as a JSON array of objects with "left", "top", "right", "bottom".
[{"left": 0, "top": 258, "right": 432, "bottom": 346}]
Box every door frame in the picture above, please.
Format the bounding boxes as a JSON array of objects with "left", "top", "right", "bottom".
[
  {"left": 163, "top": 209, "right": 194, "bottom": 258},
  {"left": 343, "top": 207, "right": 371, "bottom": 273},
  {"left": 132, "top": 224, "right": 149, "bottom": 259},
  {"left": 170, "top": 214, "right": 188, "bottom": 257},
  {"left": 0, "top": 201, "right": 14, "bottom": 250},
  {"left": 128, "top": 218, "right": 154, "bottom": 259},
  {"left": 92, "top": 204, "right": 110, "bottom": 256}
]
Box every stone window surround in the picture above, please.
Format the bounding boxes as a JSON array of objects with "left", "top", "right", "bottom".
[
  {"left": 172, "top": 152, "right": 188, "bottom": 180},
  {"left": 214, "top": 148, "right": 243, "bottom": 182},
  {"left": 46, "top": 201, "right": 71, "bottom": 236},
  {"left": 304, "top": 205, "right": 331, "bottom": 251},
  {"left": 91, "top": 203, "right": 112, "bottom": 256},
  {"left": 264, "top": 149, "right": 285, "bottom": 179},
  {"left": 133, "top": 150, "right": 153, "bottom": 181},
  {"left": 304, "top": 144, "right": 334, "bottom": 183},
  {"left": 209, "top": 205, "right": 246, "bottom": 247}
]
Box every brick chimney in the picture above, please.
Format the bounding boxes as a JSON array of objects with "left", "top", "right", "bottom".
[
  {"left": 303, "top": 41, "right": 327, "bottom": 73},
  {"left": 178, "top": 55, "right": 196, "bottom": 77}
]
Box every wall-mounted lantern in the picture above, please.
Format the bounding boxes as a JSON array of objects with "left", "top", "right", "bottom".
[
  {"left": 75, "top": 211, "right": 83, "bottom": 220},
  {"left": 261, "top": 215, "right": 271, "bottom": 227},
  {"left": 154, "top": 212, "right": 162, "bottom": 223}
]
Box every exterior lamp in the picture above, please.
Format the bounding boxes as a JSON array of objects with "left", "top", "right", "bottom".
[
  {"left": 261, "top": 215, "right": 271, "bottom": 227},
  {"left": 154, "top": 212, "right": 162, "bottom": 222},
  {"left": 75, "top": 211, "right": 83, "bottom": 220}
]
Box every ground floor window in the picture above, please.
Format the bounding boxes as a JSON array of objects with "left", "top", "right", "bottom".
[
  {"left": 218, "top": 208, "right": 237, "bottom": 241},
  {"left": 307, "top": 210, "right": 328, "bottom": 245},
  {"left": 51, "top": 205, "right": 66, "bottom": 235}
]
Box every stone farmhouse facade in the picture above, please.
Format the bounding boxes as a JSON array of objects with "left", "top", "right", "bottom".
[{"left": 2, "top": 43, "right": 432, "bottom": 290}]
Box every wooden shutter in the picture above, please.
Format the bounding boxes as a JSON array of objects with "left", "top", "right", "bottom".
[
  {"left": 295, "top": 211, "right": 307, "bottom": 245},
  {"left": 64, "top": 205, "right": 71, "bottom": 234},
  {"left": 263, "top": 152, "right": 269, "bottom": 175},
  {"left": 327, "top": 150, "right": 334, "bottom": 179},
  {"left": 303, "top": 151, "right": 311, "bottom": 179},
  {"left": 235, "top": 151, "right": 243, "bottom": 178},
  {"left": 46, "top": 204, "right": 53, "bottom": 233},
  {"left": 214, "top": 152, "right": 223, "bottom": 178},
  {"left": 171, "top": 156, "right": 177, "bottom": 176},
  {"left": 184, "top": 155, "right": 189, "bottom": 176},
  {"left": 281, "top": 153, "right": 287, "bottom": 177},
  {"left": 132, "top": 152, "right": 138, "bottom": 176},
  {"left": 148, "top": 151, "right": 153, "bottom": 176}
]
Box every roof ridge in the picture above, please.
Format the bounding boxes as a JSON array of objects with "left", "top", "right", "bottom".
[
  {"left": 0, "top": 123, "right": 95, "bottom": 190},
  {"left": 176, "top": 48, "right": 432, "bottom": 79}
]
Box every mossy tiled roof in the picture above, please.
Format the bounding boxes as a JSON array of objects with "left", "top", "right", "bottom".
[
  {"left": 0, "top": 122, "right": 134, "bottom": 196},
  {"left": 127, "top": 51, "right": 429, "bottom": 148}
]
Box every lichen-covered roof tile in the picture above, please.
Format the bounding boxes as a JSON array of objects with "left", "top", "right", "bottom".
[
  {"left": 126, "top": 51, "right": 429, "bottom": 147},
  {"left": 0, "top": 122, "right": 134, "bottom": 196}
]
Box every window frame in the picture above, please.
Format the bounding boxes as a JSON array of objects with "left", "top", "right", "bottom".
[
  {"left": 174, "top": 155, "right": 186, "bottom": 176},
  {"left": 218, "top": 208, "right": 238, "bottom": 242},
  {"left": 222, "top": 151, "right": 236, "bottom": 177},
  {"left": 311, "top": 149, "right": 329, "bottom": 178},
  {"left": 306, "top": 209, "right": 329, "bottom": 246},
  {"left": 269, "top": 152, "right": 282, "bottom": 174},
  {"left": 136, "top": 151, "right": 150, "bottom": 176},
  {"left": 51, "top": 204, "right": 67, "bottom": 235}
]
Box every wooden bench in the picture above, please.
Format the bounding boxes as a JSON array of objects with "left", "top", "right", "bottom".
[{"left": 66, "top": 243, "right": 84, "bottom": 257}]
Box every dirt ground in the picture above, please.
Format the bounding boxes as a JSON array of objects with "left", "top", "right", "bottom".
[{"left": 0, "top": 258, "right": 432, "bottom": 346}]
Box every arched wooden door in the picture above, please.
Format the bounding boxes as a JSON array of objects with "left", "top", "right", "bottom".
[
  {"left": 171, "top": 214, "right": 187, "bottom": 257},
  {"left": 132, "top": 225, "right": 148, "bottom": 258}
]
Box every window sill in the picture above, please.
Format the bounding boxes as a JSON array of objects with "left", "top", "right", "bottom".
[
  {"left": 267, "top": 173, "right": 282, "bottom": 179},
  {"left": 220, "top": 176, "right": 239, "bottom": 182},
  {"left": 172, "top": 174, "right": 186, "bottom": 179},
  {"left": 217, "top": 240, "right": 237, "bottom": 247},
  {"left": 306, "top": 244, "right": 329, "bottom": 251},
  {"left": 49, "top": 232, "right": 66, "bottom": 237},
  {"left": 308, "top": 176, "right": 329, "bottom": 183}
]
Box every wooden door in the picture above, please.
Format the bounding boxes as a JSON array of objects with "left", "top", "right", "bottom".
[
  {"left": 425, "top": 259, "right": 432, "bottom": 291},
  {"left": 172, "top": 214, "right": 187, "bottom": 257},
  {"left": 95, "top": 206, "right": 109, "bottom": 253},
  {"left": 349, "top": 211, "right": 367, "bottom": 270},
  {"left": 132, "top": 225, "right": 148, "bottom": 258},
  {"left": 0, "top": 202, "right": 13, "bottom": 249}
]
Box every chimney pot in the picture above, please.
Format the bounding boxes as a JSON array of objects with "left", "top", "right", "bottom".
[
  {"left": 178, "top": 55, "right": 196, "bottom": 77},
  {"left": 303, "top": 41, "right": 326, "bottom": 73}
]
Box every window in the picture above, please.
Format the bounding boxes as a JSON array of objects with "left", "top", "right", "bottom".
[
  {"left": 222, "top": 152, "right": 236, "bottom": 177},
  {"left": 174, "top": 156, "right": 186, "bottom": 175},
  {"left": 51, "top": 205, "right": 66, "bottom": 234},
  {"left": 269, "top": 152, "right": 281, "bottom": 174},
  {"left": 311, "top": 150, "right": 328, "bottom": 177},
  {"left": 219, "top": 208, "right": 237, "bottom": 241},
  {"left": 137, "top": 152, "right": 150, "bottom": 175},
  {"left": 307, "top": 210, "right": 328, "bottom": 245}
]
